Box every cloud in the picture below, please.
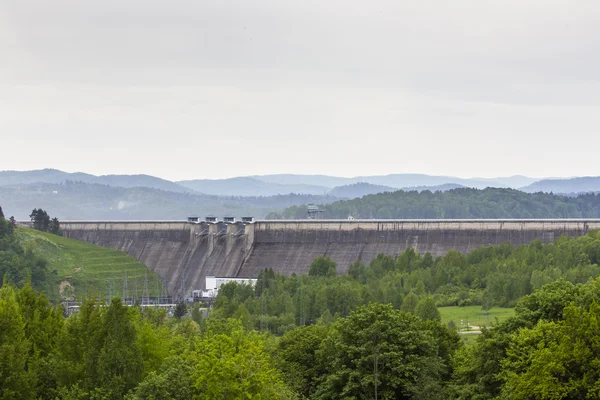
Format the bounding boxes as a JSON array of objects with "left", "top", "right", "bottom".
[{"left": 1, "top": 0, "right": 599, "bottom": 179}]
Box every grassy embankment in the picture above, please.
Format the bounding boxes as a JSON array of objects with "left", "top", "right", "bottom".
[
  {"left": 439, "top": 305, "right": 515, "bottom": 340},
  {"left": 15, "top": 227, "right": 166, "bottom": 300},
  {"left": 439, "top": 306, "right": 515, "bottom": 344}
]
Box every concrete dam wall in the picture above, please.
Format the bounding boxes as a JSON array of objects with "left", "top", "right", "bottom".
[{"left": 60, "top": 219, "right": 600, "bottom": 298}]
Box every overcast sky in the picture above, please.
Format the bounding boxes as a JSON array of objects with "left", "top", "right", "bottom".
[{"left": 1, "top": 0, "right": 599, "bottom": 180}]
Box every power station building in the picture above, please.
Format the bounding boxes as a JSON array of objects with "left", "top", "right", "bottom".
[{"left": 192, "top": 276, "right": 257, "bottom": 299}]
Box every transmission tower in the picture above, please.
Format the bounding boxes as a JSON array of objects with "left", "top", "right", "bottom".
[
  {"left": 142, "top": 272, "right": 150, "bottom": 306},
  {"left": 122, "top": 272, "right": 129, "bottom": 305},
  {"left": 178, "top": 275, "right": 183, "bottom": 301},
  {"left": 132, "top": 276, "right": 138, "bottom": 305}
]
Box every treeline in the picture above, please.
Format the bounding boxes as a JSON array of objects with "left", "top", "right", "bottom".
[
  {"left": 29, "top": 208, "right": 62, "bottom": 235},
  {"left": 5, "top": 278, "right": 600, "bottom": 398},
  {"left": 267, "top": 187, "right": 600, "bottom": 219},
  {"left": 211, "top": 232, "right": 600, "bottom": 334},
  {"left": 0, "top": 283, "right": 457, "bottom": 399}
]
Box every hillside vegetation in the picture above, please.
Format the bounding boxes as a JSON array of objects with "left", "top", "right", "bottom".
[
  {"left": 1, "top": 222, "right": 165, "bottom": 300},
  {"left": 269, "top": 187, "right": 600, "bottom": 219}
]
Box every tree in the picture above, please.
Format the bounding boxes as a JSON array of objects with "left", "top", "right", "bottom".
[
  {"left": 29, "top": 208, "right": 51, "bottom": 232},
  {"left": 347, "top": 260, "right": 365, "bottom": 280},
  {"left": 501, "top": 302, "right": 600, "bottom": 399},
  {"left": 191, "top": 303, "right": 203, "bottom": 327},
  {"left": 126, "top": 356, "right": 195, "bottom": 400},
  {"left": 401, "top": 292, "right": 420, "bottom": 314},
  {"left": 48, "top": 217, "right": 61, "bottom": 235},
  {"left": 308, "top": 256, "right": 337, "bottom": 277},
  {"left": 0, "top": 205, "right": 4, "bottom": 218},
  {"left": 0, "top": 213, "right": 13, "bottom": 238},
  {"left": 95, "top": 298, "right": 144, "bottom": 398},
  {"left": 276, "top": 325, "right": 329, "bottom": 398},
  {"left": 415, "top": 297, "right": 441, "bottom": 322},
  {"left": 315, "top": 303, "right": 445, "bottom": 400},
  {"left": 174, "top": 301, "right": 187, "bottom": 320},
  {"left": 0, "top": 284, "right": 34, "bottom": 399},
  {"left": 192, "top": 319, "right": 292, "bottom": 399}
]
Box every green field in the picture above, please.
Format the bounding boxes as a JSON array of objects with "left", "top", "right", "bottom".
[
  {"left": 15, "top": 227, "right": 166, "bottom": 300},
  {"left": 439, "top": 306, "right": 515, "bottom": 331}
]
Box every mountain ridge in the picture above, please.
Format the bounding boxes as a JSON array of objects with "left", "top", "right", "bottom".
[
  {"left": 0, "top": 169, "right": 194, "bottom": 193},
  {"left": 520, "top": 176, "right": 600, "bottom": 194}
]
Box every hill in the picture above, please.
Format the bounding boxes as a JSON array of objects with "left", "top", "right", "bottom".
[
  {"left": 12, "top": 227, "right": 166, "bottom": 300},
  {"left": 473, "top": 175, "right": 540, "bottom": 188},
  {"left": 328, "top": 182, "right": 396, "bottom": 198},
  {"left": 268, "top": 187, "right": 600, "bottom": 219},
  {"left": 401, "top": 183, "right": 465, "bottom": 192},
  {"left": 0, "top": 169, "right": 552, "bottom": 198},
  {"left": 177, "top": 176, "right": 329, "bottom": 196},
  {"left": 253, "top": 173, "right": 522, "bottom": 190},
  {"left": 521, "top": 176, "right": 600, "bottom": 194},
  {"left": 0, "top": 169, "right": 193, "bottom": 193},
  {"left": 0, "top": 180, "right": 339, "bottom": 220}
]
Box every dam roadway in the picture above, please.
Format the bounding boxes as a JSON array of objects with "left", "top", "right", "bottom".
[{"left": 60, "top": 219, "right": 600, "bottom": 298}]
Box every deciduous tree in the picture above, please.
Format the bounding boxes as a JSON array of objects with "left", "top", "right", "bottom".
[
  {"left": 308, "top": 256, "right": 337, "bottom": 277},
  {"left": 315, "top": 303, "right": 445, "bottom": 400}
]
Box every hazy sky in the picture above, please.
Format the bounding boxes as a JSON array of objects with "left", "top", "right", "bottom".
[{"left": 1, "top": 0, "right": 599, "bottom": 180}]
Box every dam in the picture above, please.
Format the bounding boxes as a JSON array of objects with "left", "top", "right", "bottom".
[{"left": 60, "top": 219, "right": 600, "bottom": 299}]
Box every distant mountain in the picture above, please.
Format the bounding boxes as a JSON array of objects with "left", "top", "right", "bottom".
[
  {"left": 401, "top": 183, "right": 466, "bottom": 192},
  {"left": 177, "top": 177, "right": 329, "bottom": 196},
  {"left": 93, "top": 174, "right": 194, "bottom": 193},
  {"left": 521, "top": 177, "right": 600, "bottom": 194},
  {"left": 0, "top": 181, "right": 339, "bottom": 220},
  {"left": 0, "top": 169, "right": 96, "bottom": 186},
  {"left": 329, "top": 183, "right": 465, "bottom": 199},
  {"left": 0, "top": 169, "right": 193, "bottom": 193},
  {"left": 472, "top": 175, "right": 540, "bottom": 189},
  {"left": 329, "top": 182, "right": 396, "bottom": 198},
  {"left": 351, "top": 174, "right": 504, "bottom": 189},
  {"left": 252, "top": 173, "right": 526, "bottom": 190},
  {"left": 251, "top": 174, "right": 355, "bottom": 188}
]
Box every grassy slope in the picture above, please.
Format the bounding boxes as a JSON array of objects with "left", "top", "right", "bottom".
[
  {"left": 439, "top": 306, "right": 515, "bottom": 330},
  {"left": 439, "top": 306, "right": 515, "bottom": 344},
  {"left": 15, "top": 227, "right": 166, "bottom": 300}
]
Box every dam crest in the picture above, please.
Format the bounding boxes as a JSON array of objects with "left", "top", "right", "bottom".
[{"left": 60, "top": 219, "right": 600, "bottom": 298}]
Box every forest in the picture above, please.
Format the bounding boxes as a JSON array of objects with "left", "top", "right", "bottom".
[
  {"left": 4, "top": 207, "right": 600, "bottom": 398},
  {"left": 4, "top": 277, "right": 600, "bottom": 399},
  {"left": 210, "top": 231, "right": 600, "bottom": 333},
  {"left": 267, "top": 187, "right": 600, "bottom": 219}
]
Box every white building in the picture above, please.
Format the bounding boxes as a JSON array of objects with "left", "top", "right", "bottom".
[{"left": 192, "top": 276, "right": 258, "bottom": 299}]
